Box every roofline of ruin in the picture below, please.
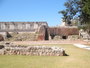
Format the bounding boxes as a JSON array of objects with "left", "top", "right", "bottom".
[{"left": 0, "top": 21, "right": 47, "bottom": 23}]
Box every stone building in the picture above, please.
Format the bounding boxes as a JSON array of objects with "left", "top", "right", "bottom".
[
  {"left": 0, "top": 22, "right": 48, "bottom": 32},
  {"left": 0, "top": 22, "right": 79, "bottom": 41},
  {"left": 0, "top": 22, "right": 49, "bottom": 41}
]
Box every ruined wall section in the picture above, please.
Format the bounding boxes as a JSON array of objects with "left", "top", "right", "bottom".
[
  {"left": 49, "top": 27, "right": 79, "bottom": 40},
  {"left": 0, "top": 43, "right": 66, "bottom": 56},
  {"left": 0, "top": 22, "right": 48, "bottom": 41},
  {"left": 0, "top": 22, "right": 48, "bottom": 32},
  {"left": 49, "top": 27, "right": 79, "bottom": 36}
]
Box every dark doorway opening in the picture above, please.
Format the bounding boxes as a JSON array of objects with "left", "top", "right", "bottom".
[
  {"left": 62, "top": 36, "right": 67, "bottom": 39},
  {"left": 0, "top": 34, "right": 4, "bottom": 41},
  {"left": 45, "top": 28, "right": 49, "bottom": 40},
  {"left": 6, "top": 32, "right": 12, "bottom": 38},
  {"left": 50, "top": 34, "right": 55, "bottom": 39}
]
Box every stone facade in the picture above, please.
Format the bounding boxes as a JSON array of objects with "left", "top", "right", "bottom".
[
  {"left": 49, "top": 26, "right": 79, "bottom": 40},
  {"left": 0, "top": 22, "right": 48, "bottom": 41},
  {"left": 0, "top": 22, "right": 48, "bottom": 32},
  {"left": 0, "top": 22, "right": 80, "bottom": 41}
]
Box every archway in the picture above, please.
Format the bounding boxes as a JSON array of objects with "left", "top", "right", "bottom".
[{"left": 38, "top": 25, "right": 49, "bottom": 40}]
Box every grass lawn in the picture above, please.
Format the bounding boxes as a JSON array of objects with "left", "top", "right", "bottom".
[
  {"left": 86, "top": 44, "right": 90, "bottom": 46},
  {"left": 0, "top": 44, "right": 90, "bottom": 68}
]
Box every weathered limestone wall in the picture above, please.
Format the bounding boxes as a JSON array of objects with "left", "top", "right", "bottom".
[
  {"left": 0, "top": 22, "right": 48, "bottom": 41},
  {"left": 49, "top": 27, "right": 79, "bottom": 39},
  {"left": 0, "top": 22, "right": 48, "bottom": 32},
  {"left": 0, "top": 43, "right": 66, "bottom": 56},
  {"left": 49, "top": 27, "right": 79, "bottom": 36}
]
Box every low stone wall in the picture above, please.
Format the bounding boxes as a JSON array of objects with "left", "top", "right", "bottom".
[{"left": 0, "top": 43, "right": 66, "bottom": 56}]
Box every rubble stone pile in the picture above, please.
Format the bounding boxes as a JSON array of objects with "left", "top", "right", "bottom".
[{"left": 0, "top": 43, "right": 66, "bottom": 56}]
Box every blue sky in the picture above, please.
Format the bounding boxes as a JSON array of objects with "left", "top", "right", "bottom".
[{"left": 0, "top": 0, "right": 66, "bottom": 26}]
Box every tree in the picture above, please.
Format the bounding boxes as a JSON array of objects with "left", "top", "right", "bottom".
[
  {"left": 59, "top": 0, "right": 90, "bottom": 34},
  {"left": 59, "top": 0, "right": 81, "bottom": 26},
  {"left": 80, "top": 0, "right": 90, "bottom": 34}
]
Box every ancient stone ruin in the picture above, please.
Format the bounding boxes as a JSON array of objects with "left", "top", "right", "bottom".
[
  {"left": 0, "top": 43, "right": 66, "bottom": 56},
  {"left": 0, "top": 22, "right": 80, "bottom": 41},
  {"left": 79, "top": 29, "right": 90, "bottom": 40},
  {"left": 49, "top": 26, "right": 79, "bottom": 40},
  {"left": 0, "top": 22, "right": 49, "bottom": 41}
]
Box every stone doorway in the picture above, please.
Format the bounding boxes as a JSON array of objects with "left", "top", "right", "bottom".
[
  {"left": 62, "top": 36, "right": 67, "bottom": 39},
  {"left": 45, "top": 28, "right": 49, "bottom": 40},
  {"left": 37, "top": 25, "right": 49, "bottom": 40}
]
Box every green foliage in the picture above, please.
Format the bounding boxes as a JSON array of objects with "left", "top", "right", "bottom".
[
  {"left": 80, "top": 0, "right": 90, "bottom": 34},
  {"left": 59, "top": 0, "right": 80, "bottom": 23},
  {"left": 59, "top": 10, "right": 67, "bottom": 22},
  {"left": 59, "top": 0, "right": 90, "bottom": 34},
  {"left": 78, "top": 22, "right": 90, "bottom": 34},
  {"left": 82, "top": 0, "right": 90, "bottom": 15},
  {"left": 78, "top": 26, "right": 87, "bottom": 31}
]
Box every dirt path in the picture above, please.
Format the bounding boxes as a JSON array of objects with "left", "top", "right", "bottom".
[
  {"left": 6, "top": 40, "right": 90, "bottom": 45},
  {"left": 73, "top": 44, "right": 90, "bottom": 50}
]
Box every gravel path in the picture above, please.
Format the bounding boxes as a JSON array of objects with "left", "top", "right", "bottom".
[
  {"left": 1, "top": 40, "right": 90, "bottom": 50},
  {"left": 11, "top": 40, "right": 90, "bottom": 45},
  {"left": 73, "top": 44, "right": 90, "bottom": 50}
]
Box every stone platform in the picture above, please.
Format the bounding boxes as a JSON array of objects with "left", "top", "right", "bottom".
[{"left": 0, "top": 43, "right": 66, "bottom": 56}]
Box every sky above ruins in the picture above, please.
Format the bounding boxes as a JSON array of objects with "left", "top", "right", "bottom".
[{"left": 0, "top": 0, "right": 66, "bottom": 26}]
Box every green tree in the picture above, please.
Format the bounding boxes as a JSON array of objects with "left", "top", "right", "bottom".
[
  {"left": 59, "top": 0, "right": 90, "bottom": 34},
  {"left": 59, "top": 0, "right": 81, "bottom": 25},
  {"left": 80, "top": 0, "right": 90, "bottom": 34}
]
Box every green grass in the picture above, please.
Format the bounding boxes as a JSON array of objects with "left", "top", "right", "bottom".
[
  {"left": 0, "top": 44, "right": 90, "bottom": 68},
  {"left": 86, "top": 44, "right": 90, "bottom": 46}
]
